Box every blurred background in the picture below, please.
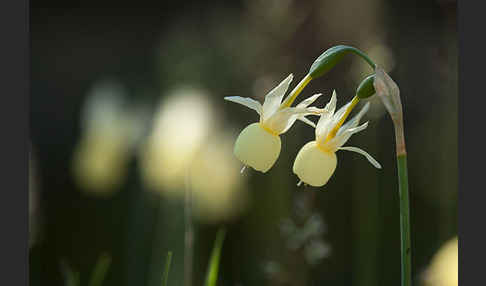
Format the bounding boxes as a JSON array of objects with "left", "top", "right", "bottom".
[{"left": 30, "top": 1, "right": 457, "bottom": 285}]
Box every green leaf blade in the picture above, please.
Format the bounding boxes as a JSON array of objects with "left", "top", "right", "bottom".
[{"left": 205, "top": 229, "right": 227, "bottom": 286}]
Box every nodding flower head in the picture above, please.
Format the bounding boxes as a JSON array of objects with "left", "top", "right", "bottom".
[
  {"left": 293, "top": 91, "right": 381, "bottom": 187},
  {"left": 225, "top": 74, "right": 322, "bottom": 173}
]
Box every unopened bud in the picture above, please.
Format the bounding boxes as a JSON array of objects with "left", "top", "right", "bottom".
[
  {"left": 356, "top": 74, "right": 376, "bottom": 99},
  {"left": 308, "top": 45, "right": 376, "bottom": 79}
]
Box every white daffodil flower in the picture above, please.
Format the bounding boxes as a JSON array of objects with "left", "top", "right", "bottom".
[
  {"left": 225, "top": 74, "right": 322, "bottom": 173},
  {"left": 293, "top": 91, "right": 381, "bottom": 187}
]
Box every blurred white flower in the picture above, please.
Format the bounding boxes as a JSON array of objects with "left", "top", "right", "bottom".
[
  {"left": 72, "top": 79, "right": 146, "bottom": 196},
  {"left": 139, "top": 87, "right": 249, "bottom": 221},
  {"left": 293, "top": 91, "right": 381, "bottom": 187},
  {"left": 139, "top": 87, "right": 214, "bottom": 195},
  {"left": 225, "top": 74, "right": 322, "bottom": 172},
  {"left": 72, "top": 133, "right": 129, "bottom": 194},
  {"left": 189, "top": 134, "right": 248, "bottom": 222}
]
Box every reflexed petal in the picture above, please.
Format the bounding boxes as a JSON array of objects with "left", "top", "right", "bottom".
[
  {"left": 325, "top": 90, "right": 338, "bottom": 114},
  {"left": 224, "top": 96, "right": 263, "bottom": 115},
  {"left": 264, "top": 107, "right": 311, "bottom": 134},
  {"left": 279, "top": 114, "right": 300, "bottom": 134},
  {"left": 262, "top": 74, "right": 293, "bottom": 121},
  {"left": 280, "top": 111, "right": 320, "bottom": 134},
  {"left": 338, "top": 146, "right": 381, "bottom": 169},
  {"left": 298, "top": 116, "right": 317, "bottom": 128},
  {"left": 327, "top": 121, "right": 369, "bottom": 150},
  {"left": 337, "top": 102, "right": 370, "bottom": 136},
  {"left": 280, "top": 114, "right": 317, "bottom": 134},
  {"left": 296, "top": 93, "right": 322, "bottom": 108},
  {"left": 306, "top": 106, "right": 325, "bottom": 114},
  {"left": 315, "top": 91, "right": 337, "bottom": 140}
]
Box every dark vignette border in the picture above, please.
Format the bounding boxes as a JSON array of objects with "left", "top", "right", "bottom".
[
  {"left": 458, "top": 1, "right": 484, "bottom": 285},
  {"left": 0, "top": 0, "right": 28, "bottom": 285},
  {"left": 0, "top": 0, "right": 480, "bottom": 285}
]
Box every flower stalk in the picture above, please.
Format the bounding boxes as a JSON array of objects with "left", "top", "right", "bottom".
[
  {"left": 281, "top": 74, "right": 312, "bottom": 108},
  {"left": 397, "top": 154, "right": 411, "bottom": 286},
  {"left": 374, "top": 66, "right": 411, "bottom": 286}
]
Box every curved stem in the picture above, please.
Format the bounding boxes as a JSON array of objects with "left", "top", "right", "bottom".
[{"left": 344, "top": 46, "right": 377, "bottom": 70}]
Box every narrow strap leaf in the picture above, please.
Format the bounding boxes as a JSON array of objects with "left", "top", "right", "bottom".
[
  {"left": 205, "top": 229, "right": 227, "bottom": 286},
  {"left": 162, "top": 251, "right": 173, "bottom": 286},
  {"left": 88, "top": 253, "right": 112, "bottom": 286}
]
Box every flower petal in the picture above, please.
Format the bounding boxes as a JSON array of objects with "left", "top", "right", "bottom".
[
  {"left": 296, "top": 93, "right": 322, "bottom": 108},
  {"left": 338, "top": 146, "right": 382, "bottom": 169},
  {"left": 330, "top": 101, "right": 352, "bottom": 128},
  {"left": 315, "top": 90, "right": 337, "bottom": 140},
  {"left": 224, "top": 96, "right": 263, "bottom": 115},
  {"left": 328, "top": 121, "right": 369, "bottom": 150},
  {"left": 280, "top": 111, "right": 320, "bottom": 134},
  {"left": 264, "top": 107, "right": 311, "bottom": 134},
  {"left": 298, "top": 116, "right": 317, "bottom": 128},
  {"left": 262, "top": 74, "right": 293, "bottom": 121},
  {"left": 337, "top": 102, "right": 370, "bottom": 136}
]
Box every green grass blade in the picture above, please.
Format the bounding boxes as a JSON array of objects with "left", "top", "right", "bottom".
[
  {"left": 205, "top": 229, "right": 227, "bottom": 286},
  {"left": 162, "top": 251, "right": 173, "bottom": 286},
  {"left": 88, "top": 253, "right": 112, "bottom": 286}
]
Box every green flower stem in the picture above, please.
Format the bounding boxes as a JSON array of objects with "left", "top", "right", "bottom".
[
  {"left": 345, "top": 46, "right": 376, "bottom": 69},
  {"left": 308, "top": 45, "right": 376, "bottom": 79},
  {"left": 372, "top": 65, "right": 410, "bottom": 286},
  {"left": 393, "top": 112, "right": 411, "bottom": 286},
  {"left": 397, "top": 154, "right": 411, "bottom": 286}
]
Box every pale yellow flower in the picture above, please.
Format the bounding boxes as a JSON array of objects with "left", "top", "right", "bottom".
[
  {"left": 293, "top": 91, "right": 381, "bottom": 187},
  {"left": 424, "top": 237, "right": 458, "bottom": 286},
  {"left": 225, "top": 74, "right": 322, "bottom": 172}
]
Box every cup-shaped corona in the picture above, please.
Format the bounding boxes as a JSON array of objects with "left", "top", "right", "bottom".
[
  {"left": 234, "top": 123, "right": 281, "bottom": 172},
  {"left": 225, "top": 74, "right": 323, "bottom": 173},
  {"left": 293, "top": 141, "right": 337, "bottom": 187}
]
